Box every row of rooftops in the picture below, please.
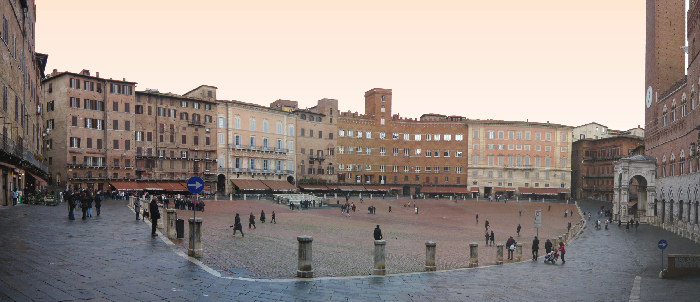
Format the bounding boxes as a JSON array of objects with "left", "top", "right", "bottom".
[{"left": 42, "top": 69, "right": 642, "bottom": 132}]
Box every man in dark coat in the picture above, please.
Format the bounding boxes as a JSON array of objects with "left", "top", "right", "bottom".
[
  {"left": 232, "top": 213, "right": 244, "bottom": 237},
  {"left": 544, "top": 239, "right": 553, "bottom": 254},
  {"left": 80, "top": 192, "right": 89, "bottom": 220},
  {"left": 532, "top": 236, "right": 540, "bottom": 261},
  {"left": 271, "top": 211, "right": 276, "bottom": 224},
  {"left": 490, "top": 230, "right": 495, "bottom": 246},
  {"left": 260, "top": 210, "right": 266, "bottom": 223},
  {"left": 94, "top": 192, "right": 102, "bottom": 216},
  {"left": 506, "top": 236, "right": 516, "bottom": 260},
  {"left": 249, "top": 213, "right": 256, "bottom": 229},
  {"left": 516, "top": 224, "right": 521, "bottom": 237},
  {"left": 373, "top": 225, "right": 383, "bottom": 240},
  {"left": 149, "top": 198, "right": 160, "bottom": 236},
  {"left": 67, "top": 191, "right": 76, "bottom": 220}
]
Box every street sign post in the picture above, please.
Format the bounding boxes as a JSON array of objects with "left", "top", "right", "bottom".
[
  {"left": 534, "top": 210, "right": 542, "bottom": 237},
  {"left": 658, "top": 239, "right": 668, "bottom": 271},
  {"left": 187, "top": 176, "right": 204, "bottom": 219}
]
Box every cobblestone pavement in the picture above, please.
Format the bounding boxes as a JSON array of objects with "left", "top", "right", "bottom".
[
  {"left": 0, "top": 199, "right": 698, "bottom": 301},
  {"left": 172, "top": 198, "right": 580, "bottom": 278}
]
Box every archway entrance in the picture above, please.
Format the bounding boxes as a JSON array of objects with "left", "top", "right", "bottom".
[
  {"left": 217, "top": 174, "right": 226, "bottom": 192},
  {"left": 627, "top": 175, "right": 648, "bottom": 219}
]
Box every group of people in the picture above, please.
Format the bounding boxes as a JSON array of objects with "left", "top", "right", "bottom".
[
  {"left": 531, "top": 236, "right": 566, "bottom": 263},
  {"left": 230, "top": 210, "right": 276, "bottom": 238},
  {"left": 65, "top": 189, "right": 103, "bottom": 220},
  {"left": 173, "top": 198, "right": 205, "bottom": 211}
]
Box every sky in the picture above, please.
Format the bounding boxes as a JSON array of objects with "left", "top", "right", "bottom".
[{"left": 36, "top": 0, "right": 648, "bottom": 130}]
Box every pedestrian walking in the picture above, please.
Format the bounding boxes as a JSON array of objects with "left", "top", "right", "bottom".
[
  {"left": 564, "top": 209, "right": 568, "bottom": 217},
  {"left": 485, "top": 231, "right": 490, "bottom": 245},
  {"left": 134, "top": 198, "right": 141, "bottom": 220},
  {"left": 388, "top": 206, "right": 391, "bottom": 212},
  {"left": 506, "top": 236, "right": 516, "bottom": 260},
  {"left": 86, "top": 193, "right": 93, "bottom": 217},
  {"left": 476, "top": 213, "right": 479, "bottom": 223},
  {"left": 485, "top": 220, "right": 490, "bottom": 230},
  {"left": 635, "top": 220, "right": 639, "bottom": 229},
  {"left": 260, "top": 210, "right": 266, "bottom": 223},
  {"left": 544, "top": 239, "right": 553, "bottom": 254},
  {"left": 249, "top": 213, "right": 256, "bottom": 229},
  {"left": 558, "top": 242, "right": 566, "bottom": 264},
  {"left": 567, "top": 222, "right": 571, "bottom": 232},
  {"left": 373, "top": 225, "right": 383, "bottom": 240},
  {"left": 271, "top": 211, "right": 276, "bottom": 224},
  {"left": 232, "top": 213, "right": 244, "bottom": 237},
  {"left": 149, "top": 198, "right": 160, "bottom": 236},
  {"left": 519, "top": 210, "right": 522, "bottom": 216},
  {"left": 80, "top": 192, "right": 89, "bottom": 220},
  {"left": 516, "top": 224, "right": 521, "bottom": 237},
  {"left": 94, "top": 193, "right": 102, "bottom": 216},
  {"left": 532, "top": 236, "right": 540, "bottom": 261},
  {"left": 490, "top": 230, "right": 495, "bottom": 246},
  {"left": 548, "top": 204, "right": 551, "bottom": 211}
]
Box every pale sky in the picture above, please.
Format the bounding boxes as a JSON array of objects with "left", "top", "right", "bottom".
[{"left": 37, "top": 0, "right": 647, "bottom": 130}]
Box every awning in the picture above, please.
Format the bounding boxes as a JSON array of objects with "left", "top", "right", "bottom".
[
  {"left": 231, "top": 179, "right": 268, "bottom": 191},
  {"left": 628, "top": 201, "right": 638, "bottom": 207},
  {"left": 364, "top": 185, "right": 402, "bottom": 192},
  {"left": 261, "top": 180, "right": 296, "bottom": 191},
  {"left": 518, "top": 188, "right": 569, "bottom": 195},
  {"left": 470, "top": 187, "right": 480, "bottom": 192},
  {"left": 338, "top": 185, "right": 366, "bottom": 191},
  {"left": 109, "top": 181, "right": 143, "bottom": 191},
  {"left": 299, "top": 184, "right": 329, "bottom": 191},
  {"left": 493, "top": 187, "right": 506, "bottom": 192},
  {"left": 421, "top": 186, "right": 470, "bottom": 194}
]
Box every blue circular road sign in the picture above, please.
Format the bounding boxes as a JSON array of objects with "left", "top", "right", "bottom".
[
  {"left": 187, "top": 176, "right": 204, "bottom": 194},
  {"left": 657, "top": 239, "right": 668, "bottom": 250}
]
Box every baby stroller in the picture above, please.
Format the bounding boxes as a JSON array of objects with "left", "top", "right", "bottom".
[{"left": 544, "top": 250, "right": 559, "bottom": 264}]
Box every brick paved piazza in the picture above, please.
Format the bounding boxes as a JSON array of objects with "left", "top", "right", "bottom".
[
  {"left": 0, "top": 199, "right": 698, "bottom": 301},
  {"left": 174, "top": 198, "right": 580, "bottom": 278}
]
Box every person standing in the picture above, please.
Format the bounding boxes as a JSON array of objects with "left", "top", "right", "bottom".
[
  {"left": 373, "top": 225, "right": 383, "bottom": 240},
  {"left": 476, "top": 213, "right": 479, "bottom": 223},
  {"left": 232, "top": 213, "right": 244, "bottom": 237},
  {"left": 506, "top": 236, "right": 516, "bottom": 260},
  {"left": 260, "top": 210, "right": 266, "bottom": 223},
  {"left": 544, "top": 239, "right": 553, "bottom": 254},
  {"left": 94, "top": 192, "right": 102, "bottom": 216},
  {"left": 567, "top": 222, "right": 571, "bottom": 232},
  {"left": 516, "top": 224, "right": 521, "bottom": 237},
  {"left": 271, "top": 211, "right": 276, "bottom": 224},
  {"left": 635, "top": 220, "right": 639, "bottom": 229},
  {"left": 134, "top": 198, "right": 141, "bottom": 220},
  {"left": 86, "top": 192, "right": 93, "bottom": 217},
  {"left": 67, "top": 192, "right": 76, "bottom": 220},
  {"left": 558, "top": 242, "right": 566, "bottom": 264},
  {"left": 532, "top": 236, "right": 540, "bottom": 261},
  {"left": 149, "top": 198, "right": 160, "bottom": 236},
  {"left": 249, "top": 213, "right": 256, "bottom": 229},
  {"left": 489, "top": 230, "right": 495, "bottom": 246},
  {"left": 485, "top": 220, "right": 490, "bottom": 230},
  {"left": 485, "top": 231, "right": 490, "bottom": 245}
]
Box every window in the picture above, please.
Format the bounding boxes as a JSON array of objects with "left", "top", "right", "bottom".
[
  {"left": 46, "top": 119, "right": 54, "bottom": 130},
  {"left": 403, "top": 133, "right": 410, "bottom": 140},
  {"left": 234, "top": 116, "right": 241, "bottom": 129},
  {"left": 249, "top": 119, "right": 256, "bottom": 131},
  {"left": 182, "top": 135, "right": 187, "bottom": 144},
  {"left": 263, "top": 120, "right": 269, "bottom": 133},
  {"left": 546, "top": 132, "right": 551, "bottom": 141},
  {"left": 380, "top": 118, "right": 385, "bottom": 125},
  {"left": 218, "top": 117, "right": 226, "bottom": 128},
  {"left": 487, "top": 131, "right": 495, "bottom": 139},
  {"left": 561, "top": 133, "right": 567, "bottom": 142},
  {"left": 136, "top": 131, "right": 143, "bottom": 141},
  {"left": 125, "top": 121, "right": 130, "bottom": 131},
  {"left": 70, "top": 137, "right": 81, "bottom": 148},
  {"left": 472, "top": 155, "right": 479, "bottom": 165},
  {"left": 219, "top": 133, "right": 225, "bottom": 144},
  {"left": 276, "top": 122, "right": 282, "bottom": 134},
  {"left": 414, "top": 134, "right": 421, "bottom": 141},
  {"left": 70, "top": 97, "right": 80, "bottom": 108},
  {"left": 181, "top": 100, "right": 188, "bottom": 107},
  {"left": 113, "top": 140, "right": 119, "bottom": 149},
  {"left": 456, "top": 134, "right": 463, "bottom": 141},
  {"left": 124, "top": 103, "right": 130, "bottom": 113},
  {"left": 124, "top": 140, "right": 130, "bottom": 150}
]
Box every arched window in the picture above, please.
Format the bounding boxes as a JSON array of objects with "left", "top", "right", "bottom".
[
  {"left": 276, "top": 121, "right": 282, "bottom": 134},
  {"left": 249, "top": 118, "right": 256, "bottom": 131},
  {"left": 263, "top": 120, "right": 269, "bottom": 133},
  {"left": 234, "top": 116, "right": 241, "bottom": 129}
]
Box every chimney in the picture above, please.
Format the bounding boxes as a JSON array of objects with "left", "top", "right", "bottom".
[
  {"left": 52, "top": 69, "right": 57, "bottom": 75},
  {"left": 123, "top": 78, "right": 126, "bottom": 82},
  {"left": 96, "top": 72, "right": 100, "bottom": 78}
]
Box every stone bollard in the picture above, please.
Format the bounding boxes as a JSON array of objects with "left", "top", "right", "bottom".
[
  {"left": 551, "top": 238, "right": 558, "bottom": 249},
  {"left": 374, "top": 240, "right": 387, "bottom": 275},
  {"left": 469, "top": 243, "right": 479, "bottom": 267},
  {"left": 157, "top": 207, "right": 165, "bottom": 228},
  {"left": 166, "top": 209, "right": 177, "bottom": 240},
  {"left": 243, "top": 194, "right": 247, "bottom": 200},
  {"left": 425, "top": 242, "right": 437, "bottom": 271},
  {"left": 296, "top": 236, "right": 313, "bottom": 278},
  {"left": 515, "top": 243, "right": 523, "bottom": 262},
  {"left": 188, "top": 218, "right": 203, "bottom": 258},
  {"left": 496, "top": 244, "right": 504, "bottom": 265},
  {"left": 215, "top": 194, "right": 218, "bottom": 201}
]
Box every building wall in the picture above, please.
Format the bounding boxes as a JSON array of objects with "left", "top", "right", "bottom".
[
  {"left": 643, "top": 0, "right": 700, "bottom": 242},
  {"left": 466, "top": 120, "right": 572, "bottom": 198},
  {"left": 337, "top": 89, "right": 468, "bottom": 194},
  {"left": 291, "top": 98, "right": 338, "bottom": 183},
  {"left": 572, "top": 123, "right": 609, "bottom": 141},
  {"left": 571, "top": 136, "right": 644, "bottom": 201},
  {"left": 134, "top": 90, "right": 218, "bottom": 191},
  {"left": 1, "top": 0, "right": 46, "bottom": 205},
  {"left": 216, "top": 100, "right": 296, "bottom": 195},
  {"left": 42, "top": 70, "right": 135, "bottom": 192}
]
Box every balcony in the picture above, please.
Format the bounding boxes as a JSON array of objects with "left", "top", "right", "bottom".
[
  {"left": 188, "top": 120, "right": 204, "bottom": 127},
  {"left": 309, "top": 155, "right": 326, "bottom": 161},
  {"left": 0, "top": 134, "right": 49, "bottom": 175},
  {"left": 67, "top": 163, "right": 107, "bottom": 169}
]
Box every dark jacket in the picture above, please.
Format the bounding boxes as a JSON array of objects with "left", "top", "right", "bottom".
[
  {"left": 149, "top": 200, "right": 160, "bottom": 220},
  {"left": 544, "top": 240, "right": 553, "bottom": 252},
  {"left": 532, "top": 238, "right": 540, "bottom": 251},
  {"left": 94, "top": 195, "right": 101, "bottom": 207},
  {"left": 249, "top": 214, "right": 255, "bottom": 223},
  {"left": 373, "top": 227, "right": 383, "bottom": 240},
  {"left": 506, "top": 237, "right": 516, "bottom": 248}
]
